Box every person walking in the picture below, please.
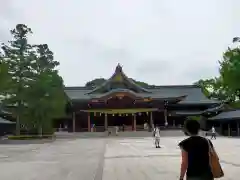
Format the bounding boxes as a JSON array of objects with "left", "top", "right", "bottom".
[
  {"left": 154, "top": 127, "right": 161, "bottom": 148},
  {"left": 211, "top": 126, "right": 216, "bottom": 140},
  {"left": 178, "top": 120, "right": 214, "bottom": 180},
  {"left": 115, "top": 126, "right": 119, "bottom": 136}
]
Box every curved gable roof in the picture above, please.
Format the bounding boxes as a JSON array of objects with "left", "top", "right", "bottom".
[{"left": 87, "top": 64, "right": 150, "bottom": 94}]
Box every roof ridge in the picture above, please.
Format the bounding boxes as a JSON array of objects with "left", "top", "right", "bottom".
[
  {"left": 64, "top": 86, "right": 91, "bottom": 90},
  {"left": 148, "top": 85, "right": 199, "bottom": 89},
  {"left": 64, "top": 85, "right": 199, "bottom": 90}
]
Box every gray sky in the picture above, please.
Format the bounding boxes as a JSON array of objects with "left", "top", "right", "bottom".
[{"left": 1, "top": 0, "right": 240, "bottom": 86}]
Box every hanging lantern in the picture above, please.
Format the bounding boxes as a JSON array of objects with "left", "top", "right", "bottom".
[
  {"left": 100, "top": 113, "right": 102, "bottom": 116},
  {"left": 138, "top": 112, "right": 142, "bottom": 116},
  {"left": 94, "top": 112, "right": 96, "bottom": 116},
  {"left": 112, "top": 114, "right": 115, "bottom": 116},
  {"left": 126, "top": 114, "right": 128, "bottom": 116},
  {"left": 146, "top": 112, "right": 148, "bottom": 115},
  {"left": 119, "top": 114, "right": 121, "bottom": 116}
]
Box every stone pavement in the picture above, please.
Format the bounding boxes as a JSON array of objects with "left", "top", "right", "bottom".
[
  {"left": 0, "top": 139, "right": 106, "bottom": 180},
  {"left": 103, "top": 137, "right": 240, "bottom": 180},
  {"left": 0, "top": 137, "right": 239, "bottom": 180}
]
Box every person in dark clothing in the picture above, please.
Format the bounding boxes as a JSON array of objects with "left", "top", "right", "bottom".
[{"left": 178, "top": 120, "right": 214, "bottom": 180}]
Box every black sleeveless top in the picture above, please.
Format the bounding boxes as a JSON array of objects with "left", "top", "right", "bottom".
[{"left": 178, "top": 136, "right": 213, "bottom": 178}]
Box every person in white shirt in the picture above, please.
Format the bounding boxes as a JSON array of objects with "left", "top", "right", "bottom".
[
  {"left": 154, "top": 127, "right": 161, "bottom": 148},
  {"left": 115, "top": 126, "right": 119, "bottom": 136},
  {"left": 211, "top": 126, "right": 216, "bottom": 139}
]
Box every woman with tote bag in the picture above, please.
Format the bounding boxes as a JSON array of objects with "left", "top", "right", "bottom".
[{"left": 178, "top": 120, "right": 224, "bottom": 180}]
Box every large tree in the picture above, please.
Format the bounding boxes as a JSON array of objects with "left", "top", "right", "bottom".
[
  {"left": 219, "top": 37, "right": 240, "bottom": 100},
  {"left": 194, "top": 37, "right": 240, "bottom": 104},
  {"left": 1, "top": 24, "right": 35, "bottom": 135},
  {"left": 27, "top": 44, "right": 66, "bottom": 135},
  {"left": 194, "top": 77, "right": 234, "bottom": 102}
]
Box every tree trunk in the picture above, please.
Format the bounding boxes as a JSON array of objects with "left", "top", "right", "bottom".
[{"left": 16, "top": 115, "right": 20, "bottom": 136}]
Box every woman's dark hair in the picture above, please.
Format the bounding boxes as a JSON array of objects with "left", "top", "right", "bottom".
[{"left": 184, "top": 119, "right": 200, "bottom": 135}]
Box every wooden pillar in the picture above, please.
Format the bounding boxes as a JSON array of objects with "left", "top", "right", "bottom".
[
  {"left": 150, "top": 112, "right": 153, "bottom": 130},
  {"left": 88, "top": 112, "right": 91, "bottom": 132},
  {"left": 72, "top": 112, "right": 76, "bottom": 132},
  {"left": 228, "top": 123, "right": 231, "bottom": 137},
  {"left": 133, "top": 114, "right": 136, "bottom": 131},
  {"left": 164, "top": 109, "right": 168, "bottom": 126},
  {"left": 104, "top": 114, "right": 108, "bottom": 131}
]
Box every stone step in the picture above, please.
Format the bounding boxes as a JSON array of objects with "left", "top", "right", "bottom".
[
  {"left": 159, "top": 130, "right": 185, "bottom": 137},
  {"left": 55, "top": 132, "right": 107, "bottom": 139},
  {"left": 55, "top": 130, "right": 186, "bottom": 139}
]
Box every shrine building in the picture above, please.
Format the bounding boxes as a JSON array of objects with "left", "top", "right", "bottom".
[{"left": 61, "top": 64, "right": 221, "bottom": 132}]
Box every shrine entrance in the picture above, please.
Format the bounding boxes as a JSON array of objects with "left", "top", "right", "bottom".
[
  {"left": 80, "top": 108, "right": 158, "bottom": 132},
  {"left": 107, "top": 114, "right": 132, "bottom": 127}
]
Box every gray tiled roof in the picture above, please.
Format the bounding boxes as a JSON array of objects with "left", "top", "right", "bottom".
[
  {"left": 148, "top": 86, "right": 219, "bottom": 104},
  {"left": 64, "top": 64, "right": 219, "bottom": 104},
  {"left": 64, "top": 85, "right": 219, "bottom": 104},
  {"left": 64, "top": 87, "right": 90, "bottom": 100},
  {"left": 0, "top": 117, "right": 15, "bottom": 124},
  {"left": 169, "top": 104, "right": 224, "bottom": 116},
  {"left": 208, "top": 110, "right": 240, "bottom": 120},
  {"left": 202, "top": 104, "right": 225, "bottom": 114},
  {"left": 171, "top": 111, "right": 203, "bottom": 116}
]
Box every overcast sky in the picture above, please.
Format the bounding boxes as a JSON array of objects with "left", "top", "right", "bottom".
[{"left": 1, "top": 0, "right": 240, "bottom": 86}]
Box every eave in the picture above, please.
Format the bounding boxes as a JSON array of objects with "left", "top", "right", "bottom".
[{"left": 80, "top": 108, "right": 159, "bottom": 114}]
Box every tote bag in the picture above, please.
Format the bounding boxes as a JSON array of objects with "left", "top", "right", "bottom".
[{"left": 207, "top": 139, "right": 224, "bottom": 178}]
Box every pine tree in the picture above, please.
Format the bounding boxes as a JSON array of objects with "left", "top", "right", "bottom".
[{"left": 1, "top": 24, "right": 35, "bottom": 135}]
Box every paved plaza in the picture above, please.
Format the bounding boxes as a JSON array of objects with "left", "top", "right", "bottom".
[{"left": 0, "top": 137, "right": 239, "bottom": 180}]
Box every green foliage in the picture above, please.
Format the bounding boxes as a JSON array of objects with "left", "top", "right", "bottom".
[
  {"left": 233, "top": 37, "right": 240, "bottom": 43},
  {"left": 1, "top": 24, "right": 34, "bottom": 135},
  {"left": 0, "top": 54, "right": 11, "bottom": 94},
  {"left": 229, "top": 101, "right": 240, "bottom": 108},
  {"left": 194, "top": 79, "right": 212, "bottom": 97},
  {"left": 187, "top": 116, "right": 201, "bottom": 121},
  {"left": 26, "top": 44, "right": 66, "bottom": 135},
  {"left": 195, "top": 37, "right": 240, "bottom": 105},
  {"left": 219, "top": 40, "right": 240, "bottom": 99},
  {"left": 1, "top": 24, "right": 66, "bottom": 135},
  {"left": 194, "top": 78, "right": 234, "bottom": 101},
  {"left": 85, "top": 78, "right": 106, "bottom": 88}
]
